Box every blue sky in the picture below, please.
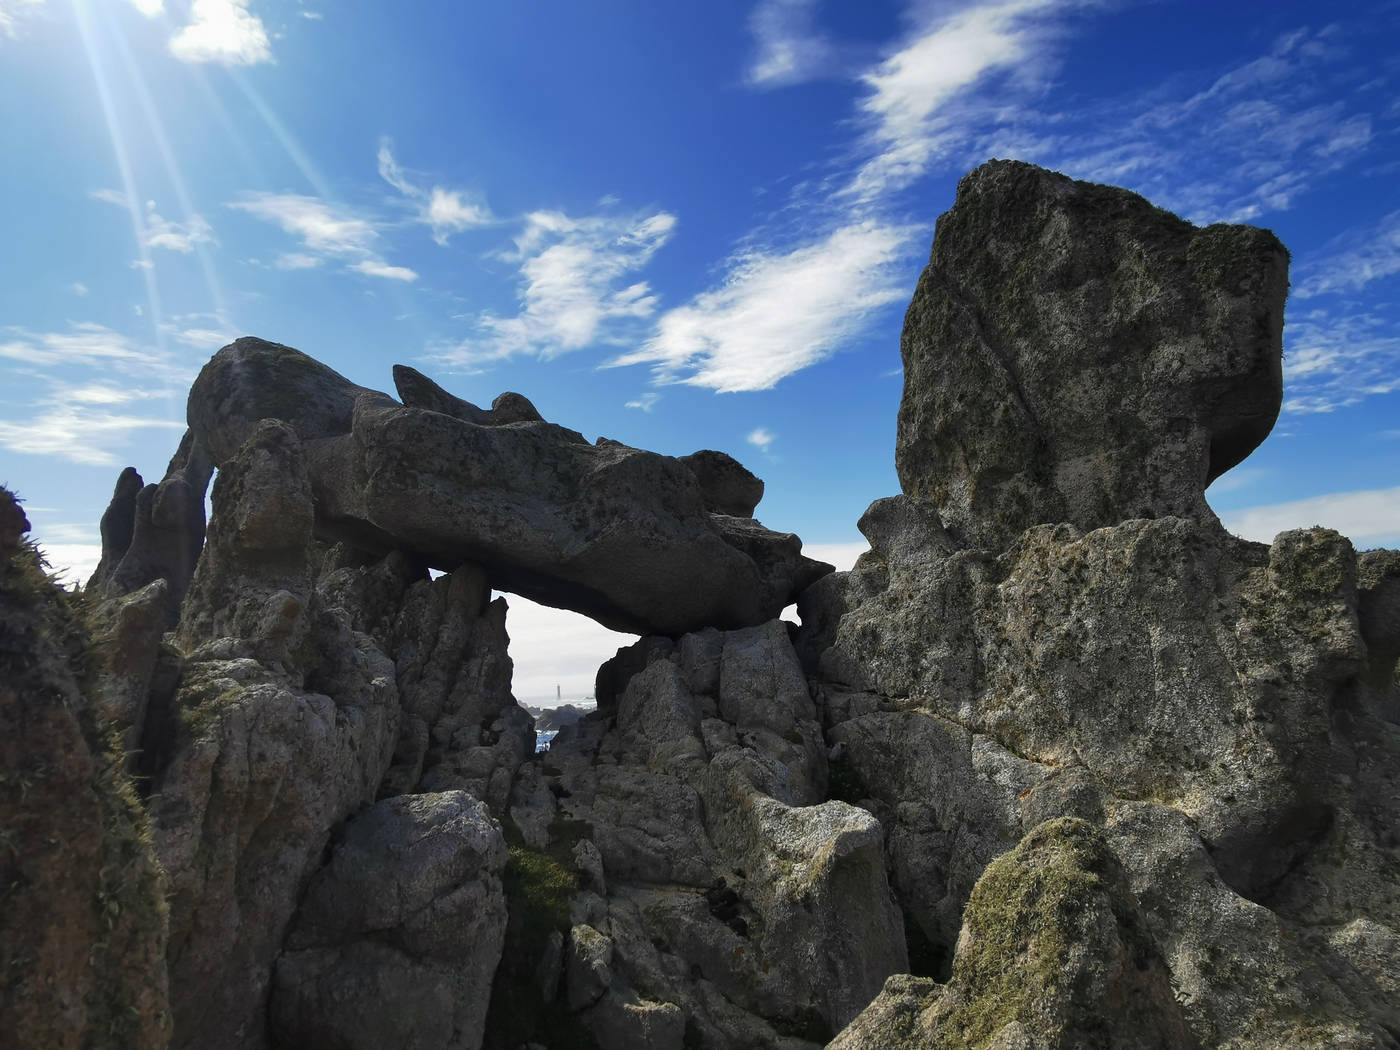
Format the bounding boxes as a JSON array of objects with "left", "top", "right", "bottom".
[{"left": 1, "top": 0, "right": 1397, "bottom": 702}]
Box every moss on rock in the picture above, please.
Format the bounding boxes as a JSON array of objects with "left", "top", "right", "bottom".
[{"left": 0, "top": 500, "right": 170, "bottom": 1050}]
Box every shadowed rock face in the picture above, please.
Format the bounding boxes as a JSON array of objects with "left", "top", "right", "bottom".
[
  {"left": 185, "top": 338, "right": 829, "bottom": 636},
  {"left": 897, "top": 159, "right": 1288, "bottom": 549}
]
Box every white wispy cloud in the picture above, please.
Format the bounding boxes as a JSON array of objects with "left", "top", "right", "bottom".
[
  {"left": 0, "top": 325, "right": 194, "bottom": 466},
  {"left": 0, "top": 402, "right": 184, "bottom": 466},
  {"left": 747, "top": 426, "right": 776, "bottom": 451},
  {"left": 229, "top": 192, "right": 415, "bottom": 281},
  {"left": 1281, "top": 307, "right": 1400, "bottom": 414},
  {"left": 614, "top": 219, "right": 912, "bottom": 392},
  {"left": 0, "top": 0, "right": 44, "bottom": 40},
  {"left": 437, "top": 208, "right": 676, "bottom": 364},
  {"left": 625, "top": 392, "right": 660, "bottom": 412},
  {"left": 425, "top": 187, "right": 491, "bottom": 246},
  {"left": 377, "top": 139, "right": 493, "bottom": 245},
  {"left": 71, "top": 282, "right": 88, "bottom": 296},
  {"left": 164, "top": 317, "right": 239, "bottom": 350},
  {"left": 231, "top": 193, "right": 376, "bottom": 253},
  {"left": 143, "top": 208, "right": 215, "bottom": 253},
  {"left": 169, "top": 0, "right": 271, "bottom": 66},
  {"left": 1221, "top": 486, "right": 1400, "bottom": 548},
  {"left": 0, "top": 322, "right": 166, "bottom": 371},
  {"left": 845, "top": 0, "right": 1065, "bottom": 202},
  {"left": 376, "top": 140, "right": 416, "bottom": 197},
  {"left": 1295, "top": 211, "right": 1400, "bottom": 298},
  {"left": 273, "top": 251, "right": 322, "bottom": 270},
  {"left": 1036, "top": 27, "right": 1380, "bottom": 225},
  {"left": 126, "top": 0, "right": 163, "bottom": 16},
  {"left": 351, "top": 259, "right": 418, "bottom": 282},
  {"left": 92, "top": 191, "right": 216, "bottom": 254},
  {"left": 747, "top": 0, "right": 835, "bottom": 87}
]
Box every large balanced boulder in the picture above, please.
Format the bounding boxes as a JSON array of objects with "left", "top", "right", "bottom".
[
  {"left": 185, "top": 338, "right": 828, "bottom": 635},
  {"left": 896, "top": 159, "right": 1288, "bottom": 549},
  {"left": 801, "top": 161, "right": 1400, "bottom": 1049}
]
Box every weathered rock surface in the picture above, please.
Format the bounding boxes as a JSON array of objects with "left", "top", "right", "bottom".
[
  {"left": 393, "top": 363, "right": 545, "bottom": 426},
  {"left": 504, "top": 619, "right": 908, "bottom": 1048},
  {"left": 799, "top": 163, "right": 1399, "bottom": 1049},
  {"left": 896, "top": 159, "right": 1288, "bottom": 549},
  {"left": 185, "top": 337, "right": 828, "bottom": 635},
  {"left": 831, "top": 818, "right": 1194, "bottom": 1050},
  {"left": 680, "top": 449, "right": 765, "bottom": 516},
  {"left": 89, "top": 430, "right": 214, "bottom": 622},
  {"left": 148, "top": 422, "right": 401, "bottom": 1050},
  {"left": 271, "top": 791, "right": 509, "bottom": 1050},
  {"left": 0, "top": 488, "right": 170, "bottom": 1050},
  {"left": 16, "top": 160, "right": 1398, "bottom": 1050}
]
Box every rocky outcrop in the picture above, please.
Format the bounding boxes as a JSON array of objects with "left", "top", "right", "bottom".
[
  {"left": 0, "top": 488, "right": 170, "bottom": 1050},
  {"left": 504, "top": 620, "right": 908, "bottom": 1047},
  {"left": 271, "top": 791, "right": 509, "bottom": 1050},
  {"left": 12, "top": 160, "right": 1397, "bottom": 1050},
  {"left": 896, "top": 159, "right": 1288, "bottom": 549},
  {"left": 148, "top": 421, "right": 402, "bottom": 1050},
  {"left": 680, "top": 449, "right": 765, "bottom": 516},
  {"left": 801, "top": 163, "right": 1399, "bottom": 1049},
  {"left": 89, "top": 431, "right": 214, "bottom": 623},
  {"left": 185, "top": 337, "right": 828, "bottom": 635},
  {"left": 831, "top": 818, "right": 1194, "bottom": 1050}
]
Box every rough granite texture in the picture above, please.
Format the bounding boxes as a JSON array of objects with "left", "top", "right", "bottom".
[
  {"left": 271, "top": 791, "right": 509, "bottom": 1050},
  {"left": 184, "top": 337, "right": 829, "bottom": 635},
  {"left": 896, "top": 159, "right": 1288, "bottom": 549},
  {"left": 9, "top": 161, "right": 1398, "bottom": 1050}
]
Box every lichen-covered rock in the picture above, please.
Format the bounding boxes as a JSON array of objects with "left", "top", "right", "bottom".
[
  {"left": 1106, "top": 802, "right": 1398, "bottom": 1049},
  {"left": 832, "top": 819, "right": 1194, "bottom": 1050},
  {"left": 0, "top": 491, "right": 170, "bottom": 1050},
  {"left": 896, "top": 159, "right": 1288, "bottom": 549},
  {"left": 377, "top": 564, "right": 530, "bottom": 809},
  {"left": 271, "top": 791, "right": 509, "bottom": 1050},
  {"left": 148, "top": 425, "right": 401, "bottom": 1050},
  {"left": 185, "top": 337, "right": 828, "bottom": 635},
  {"left": 527, "top": 619, "right": 906, "bottom": 1046}
]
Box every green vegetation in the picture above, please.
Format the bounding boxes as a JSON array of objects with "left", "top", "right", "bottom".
[
  {"left": 0, "top": 522, "right": 170, "bottom": 1048},
  {"left": 934, "top": 817, "right": 1119, "bottom": 1049},
  {"left": 482, "top": 810, "right": 599, "bottom": 1050}
]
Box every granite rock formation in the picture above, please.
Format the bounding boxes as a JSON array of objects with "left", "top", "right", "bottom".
[
  {"left": 896, "top": 159, "right": 1289, "bottom": 549},
  {"left": 7, "top": 160, "right": 1398, "bottom": 1050},
  {"left": 178, "top": 337, "right": 829, "bottom": 635},
  {"left": 806, "top": 163, "right": 1399, "bottom": 1048}
]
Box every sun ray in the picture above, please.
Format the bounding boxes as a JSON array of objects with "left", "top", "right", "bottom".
[
  {"left": 70, "top": 0, "right": 167, "bottom": 357},
  {"left": 102, "top": 1, "right": 232, "bottom": 329}
]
